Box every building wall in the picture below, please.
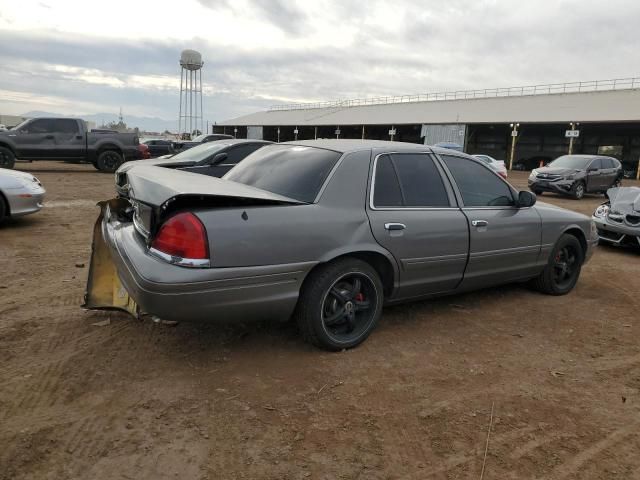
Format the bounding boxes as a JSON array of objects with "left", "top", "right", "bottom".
[{"left": 0, "top": 114, "right": 28, "bottom": 128}]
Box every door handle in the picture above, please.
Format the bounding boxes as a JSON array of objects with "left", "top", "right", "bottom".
[
  {"left": 384, "top": 223, "right": 406, "bottom": 231},
  {"left": 471, "top": 220, "right": 489, "bottom": 227},
  {"left": 45, "top": 134, "right": 54, "bottom": 139}
]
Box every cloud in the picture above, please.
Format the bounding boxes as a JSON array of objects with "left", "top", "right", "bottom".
[
  {"left": 197, "top": 0, "right": 308, "bottom": 34},
  {"left": 0, "top": 0, "right": 638, "bottom": 130}
]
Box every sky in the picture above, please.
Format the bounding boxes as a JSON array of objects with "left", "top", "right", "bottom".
[{"left": 0, "top": 0, "right": 638, "bottom": 129}]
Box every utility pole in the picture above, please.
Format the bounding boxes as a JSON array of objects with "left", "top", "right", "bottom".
[
  {"left": 568, "top": 122, "right": 579, "bottom": 154},
  {"left": 509, "top": 123, "right": 519, "bottom": 170}
]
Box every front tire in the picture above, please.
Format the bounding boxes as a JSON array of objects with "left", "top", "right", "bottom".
[
  {"left": 96, "top": 150, "right": 123, "bottom": 173},
  {"left": 532, "top": 234, "right": 583, "bottom": 295},
  {"left": 294, "top": 258, "right": 384, "bottom": 351},
  {"left": 0, "top": 146, "right": 16, "bottom": 169},
  {"left": 571, "top": 181, "right": 585, "bottom": 200}
]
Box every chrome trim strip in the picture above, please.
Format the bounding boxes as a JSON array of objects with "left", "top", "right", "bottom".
[
  {"left": 403, "top": 252, "right": 468, "bottom": 265},
  {"left": 149, "top": 247, "right": 211, "bottom": 268},
  {"left": 469, "top": 245, "right": 540, "bottom": 258},
  {"left": 132, "top": 213, "right": 150, "bottom": 239}
]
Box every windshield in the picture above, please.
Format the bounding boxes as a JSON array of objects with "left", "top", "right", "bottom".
[
  {"left": 11, "top": 119, "right": 30, "bottom": 131},
  {"left": 169, "top": 142, "right": 228, "bottom": 162},
  {"left": 224, "top": 145, "right": 342, "bottom": 203},
  {"left": 548, "top": 155, "right": 592, "bottom": 169}
]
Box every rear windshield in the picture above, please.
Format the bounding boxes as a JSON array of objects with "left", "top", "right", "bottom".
[
  {"left": 548, "top": 155, "right": 592, "bottom": 169},
  {"left": 224, "top": 145, "right": 342, "bottom": 203}
]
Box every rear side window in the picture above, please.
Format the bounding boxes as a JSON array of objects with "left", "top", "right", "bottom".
[
  {"left": 224, "top": 145, "right": 341, "bottom": 202},
  {"left": 441, "top": 155, "right": 514, "bottom": 207},
  {"left": 373, "top": 153, "right": 450, "bottom": 208},
  {"left": 373, "top": 156, "right": 403, "bottom": 207},
  {"left": 53, "top": 119, "right": 80, "bottom": 134},
  {"left": 602, "top": 158, "right": 617, "bottom": 169}
]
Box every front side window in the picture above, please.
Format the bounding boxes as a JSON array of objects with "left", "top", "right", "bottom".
[
  {"left": 24, "top": 119, "right": 56, "bottom": 134},
  {"left": 373, "top": 153, "right": 450, "bottom": 208},
  {"left": 589, "top": 158, "right": 603, "bottom": 170},
  {"left": 224, "top": 145, "right": 341, "bottom": 203},
  {"left": 441, "top": 155, "right": 514, "bottom": 207}
]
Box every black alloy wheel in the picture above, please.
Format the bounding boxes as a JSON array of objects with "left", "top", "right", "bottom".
[
  {"left": 532, "top": 233, "right": 583, "bottom": 295},
  {"left": 552, "top": 245, "right": 579, "bottom": 291},
  {"left": 96, "top": 150, "right": 123, "bottom": 173},
  {"left": 0, "top": 146, "right": 16, "bottom": 169},
  {"left": 295, "top": 258, "right": 384, "bottom": 350},
  {"left": 321, "top": 273, "right": 377, "bottom": 341}
]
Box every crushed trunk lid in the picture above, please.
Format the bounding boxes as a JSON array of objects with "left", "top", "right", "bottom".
[{"left": 123, "top": 164, "right": 304, "bottom": 208}]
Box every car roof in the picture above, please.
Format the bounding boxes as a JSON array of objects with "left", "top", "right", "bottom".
[
  {"left": 280, "top": 139, "right": 451, "bottom": 154},
  {"left": 214, "top": 138, "right": 273, "bottom": 147}
]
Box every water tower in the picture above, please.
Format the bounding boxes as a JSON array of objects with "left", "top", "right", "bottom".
[{"left": 178, "top": 49, "right": 204, "bottom": 138}]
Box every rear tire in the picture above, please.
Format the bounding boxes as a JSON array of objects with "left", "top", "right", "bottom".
[
  {"left": 294, "top": 258, "right": 384, "bottom": 351},
  {"left": 96, "top": 150, "right": 123, "bottom": 173},
  {"left": 571, "top": 181, "right": 585, "bottom": 200},
  {"left": 532, "top": 234, "right": 583, "bottom": 295},
  {"left": 0, "top": 193, "right": 8, "bottom": 223},
  {"left": 0, "top": 146, "right": 16, "bottom": 169}
]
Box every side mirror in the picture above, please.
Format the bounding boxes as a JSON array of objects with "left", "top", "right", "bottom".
[
  {"left": 587, "top": 167, "right": 597, "bottom": 172},
  {"left": 211, "top": 152, "right": 228, "bottom": 164},
  {"left": 517, "top": 190, "right": 536, "bottom": 208}
]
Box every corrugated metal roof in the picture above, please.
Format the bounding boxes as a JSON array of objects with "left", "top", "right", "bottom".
[{"left": 220, "top": 89, "right": 640, "bottom": 126}]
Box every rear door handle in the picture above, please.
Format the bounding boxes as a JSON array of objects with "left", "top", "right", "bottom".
[
  {"left": 471, "top": 220, "right": 489, "bottom": 227},
  {"left": 384, "top": 223, "right": 406, "bottom": 231}
]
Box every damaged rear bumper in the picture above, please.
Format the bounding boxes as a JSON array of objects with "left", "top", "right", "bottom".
[{"left": 83, "top": 199, "right": 311, "bottom": 322}]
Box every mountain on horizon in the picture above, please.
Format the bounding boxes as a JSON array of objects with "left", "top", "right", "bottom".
[{"left": 22, "top": 111, "right": 180, "bottom": 133}]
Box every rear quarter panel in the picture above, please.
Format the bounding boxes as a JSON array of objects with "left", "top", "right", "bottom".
[{"left": 195, "top": 149, "right": 392, "bottom": 268}]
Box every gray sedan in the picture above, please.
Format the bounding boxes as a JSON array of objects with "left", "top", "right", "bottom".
[
  {"left": 0, "top": 168, "right": 45, "bottom": 223},
  {"left": 85, "top": 140, "right": 597, "bottom": 350}
]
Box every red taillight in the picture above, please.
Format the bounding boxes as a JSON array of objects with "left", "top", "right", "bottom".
[
  {"left": 151, "top": 212, "right": 209, "bottom": 264},
  {"left": 138, "top": 143, "right": 150, "bottom": 159}
]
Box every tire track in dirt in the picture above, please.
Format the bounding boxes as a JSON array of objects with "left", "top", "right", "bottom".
[{"left": 545, "top": 423, "right": 640, "bottom": 479}]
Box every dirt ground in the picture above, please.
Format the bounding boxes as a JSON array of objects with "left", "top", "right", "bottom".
[{"left": 1, "top": 161, "right": 639, "bottom": 480}]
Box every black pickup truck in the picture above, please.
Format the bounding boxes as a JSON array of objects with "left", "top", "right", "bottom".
[{"left": 0, "top": 118, "right": 146, "bottom": 172}]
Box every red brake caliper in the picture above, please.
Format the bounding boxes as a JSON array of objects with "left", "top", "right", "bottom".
[{"left": 355, "top": 293, "right": 364, "bottom": 302}]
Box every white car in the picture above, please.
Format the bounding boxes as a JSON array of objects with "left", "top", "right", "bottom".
[
  {"left": 473, "top": 154, "right": 508, "bottom": 179},
  {"left": 0, "top": 169, "right": 46, "bottom": 223}
]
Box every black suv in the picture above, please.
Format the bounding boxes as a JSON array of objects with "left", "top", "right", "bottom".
[{"left": 528, "top": 155, "right": 622, "bottom": 199}]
